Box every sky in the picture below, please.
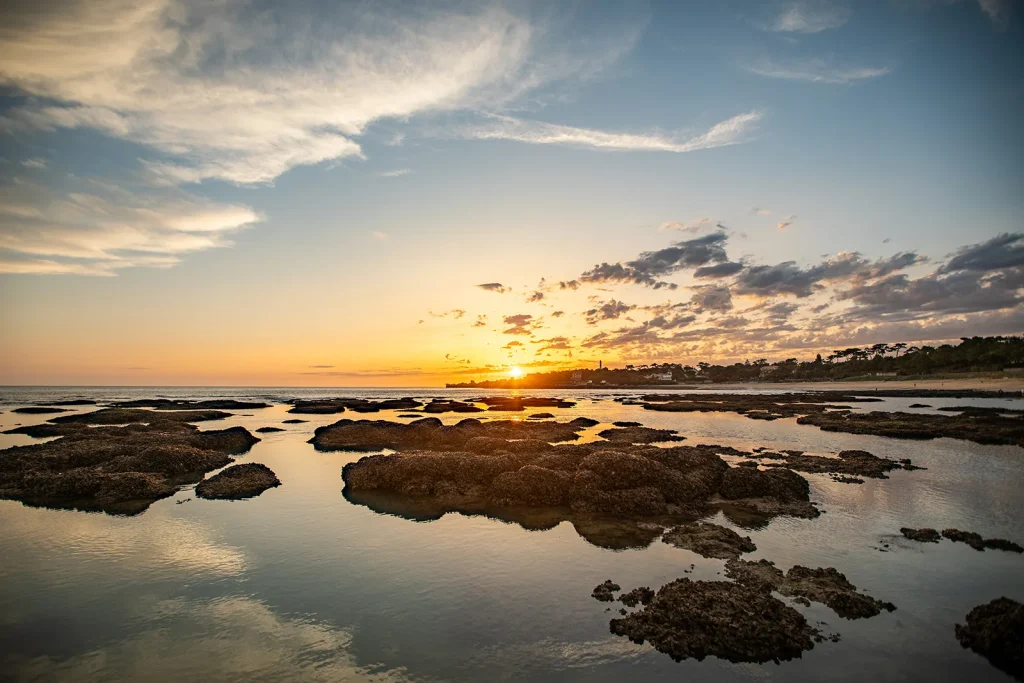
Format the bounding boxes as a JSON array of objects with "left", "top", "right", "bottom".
[{"left": 0, "top": 0, "right": 1021, "bottom": 386}]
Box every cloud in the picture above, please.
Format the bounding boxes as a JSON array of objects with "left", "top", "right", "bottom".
[
  {"left": 751, "top": 207, "right": 771, "bottom": 215},
  {"left": 551, "top": 310, "right": 565, "bottom": 317},
  {"left": 477, "top": 282, "right": 508, "bottom": 293},
  {"left": 764, "top": 2, "right": 851, "bottom": 33},
  {"left": 693, "top": 261, "right": 745, "bottom": 279},
  {"left": 976, "top": 0, "right": 1012, "bottom": 28},
  {"left": 658, "top": 218, "right": 725, "bottom": 233},
  {"left": 580, "top": 231, "right": 732, "bottom": 289},
  {"left": 533, "top": 335, "right": 571, "bottom": 353},
  {"left": 558, "top": 280, "right": 580, "bottom": 290},
  {"left": 584, "top": 299, "right": 636, "bottom": 324},
  {"left": 472, "top": 314, "right": 487, "bottom": 327},
  {"left": 428, "top": 308, "right": 465, "bottom": 319},
  {"left": 376, "top": 168, "right": 412, "bottom": 178},
  {"left": 458, "top": 111, "right": 763, "bottom": 154},
  {"left": 21, "top": 158, "right": 46, "bottom": 168},
  {"left": 502, "top": 340, "right": 524, "bottom": 349},
  {"left": 734, "top": 251, "right": 924, "bottom": 298},
  {"left": 689, "top": 285, "right": 734, "bottom": 313},
  {"left": 502, "top": 313, "right": 536, "bottom": 335},
  {"left": 777, "top": 215, "right": 797, "bottom": 230},
  {"left": 746, "top": 58, "right": 890, "bottom": 84},
  {"left": 372, "top": 231, "right": 389, "bottom": 240},
  {"left": 0, "top": 177, "right": 259, "bottom": 275},
  {"left": 939, "top": 232, "right": 1024, "bottom": 273}
]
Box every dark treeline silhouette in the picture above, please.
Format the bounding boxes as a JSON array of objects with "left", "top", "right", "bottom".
[{"left": 448, "top": 336, "right": 1024, "bottom": 388}]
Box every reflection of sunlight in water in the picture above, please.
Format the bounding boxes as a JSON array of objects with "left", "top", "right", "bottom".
[
  {"left": 2, "top": 508, "right": 246, "bottom": 578},
  {"left": 14, "top": 596, "right": 418, "bottom": 683}
]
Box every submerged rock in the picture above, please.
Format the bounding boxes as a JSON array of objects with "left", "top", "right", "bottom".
[
  {"left": 662, "top": 522, "right": 756, "bottom": 560},
  {"left": 282, "top": 419, "right": 308, "bottom": 424},
  {"left": 955, "top": 597, "right": 1024, "bottom": 681},
  {"left": 725, "top": 559, "right": 896, "bottom": 619},
  {"left": 613, "top": 421, "right": 643, "bottom": 427},
  {"left": 752, "top": 449, "right": 920, "bottom": 479},
  {"left": 255, "top": 426, "right": 285, "bottom": 433},
  {"left": 609, "top": 578, "right": 819, "bottom": 663},
  {"left": 12, "top": 406, "right": 69, "bottom": 414},
  {"left": 901, "top": 527, "right": 941, "bottom": 543},
  {"left": 195, "top": 463, "right": 280, "bottom": 499}
]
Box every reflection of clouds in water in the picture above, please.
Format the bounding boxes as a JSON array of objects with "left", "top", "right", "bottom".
[
  {"left": 15, "top": 596, "right": 420, "bottom": 683},
  {"left": 1, "top": 509, "right": 245, "bottom": 577},
  {"left": 468, "top": 636, "right": 646, "bottom": 671}
]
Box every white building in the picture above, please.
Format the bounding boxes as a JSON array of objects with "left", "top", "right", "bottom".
[{"left": 646, "top": 371, "right": 673, "bottom": 382}]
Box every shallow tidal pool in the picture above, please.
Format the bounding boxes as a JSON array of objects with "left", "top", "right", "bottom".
[{"left": 1, "top": 387, "right": 1022, "bottom": 682}]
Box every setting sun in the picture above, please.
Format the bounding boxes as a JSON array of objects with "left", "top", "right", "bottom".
[{"left": 510, "top": 365, "right": 523, "bottom": 378}]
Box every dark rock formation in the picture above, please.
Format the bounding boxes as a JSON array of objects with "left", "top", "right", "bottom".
[
  {"left": 478, "top": 397, "right": 576, "bottom": 411},
  {"left": 955, "top": 598, "right": 1024, "bottom": 681},
  {"left": 49, "top": 408, "right": 231, "bottom": 425},
  {"left": 942, "top": 528, "right": 1024, "bottom": 553},
  {"left": 901, "top": 527, "right": 941, "bottom": 543},
  {"left": 569, "top": 417, "right": 599, "bottom": 428},
  {"left": 725, "top": 559, "right": 896, "bottom": 619},
  {"left": 662, "top": 522, "right": 756, "bottom": 559},
  {"left": 592, "top": 580, "right": 621, "bottom": 602},
  {"left": 797, "top": 410, "right": 1024, "bottom": 447},
  {"left": 41, "top": 399, "right": 97, "bottom": 406},
  {"left": 529, "top": 412, "right": 555, "bottom": 419},
  {"left": 255, "top": 426, "right": 285, "bottom": 433},
  {"left": 717, "top": 467, "right": 818, "bottom": 518},
  {"left": 195, "top": 463, "right": 280, "bottom": 499},
  {"left": 312, "top": 417, "right": 586, "bottom": 452},
  {"left": 750, "top": 449, "right": 920, "bottom": 479},
  {"left": 608, "top": 578, "right": 819, "bottom": 663},
  {"left": 0, "top": 422, "right": 259, "bottom": 514},
  {"left": 613, "top": 421, "right": 643, "bottom": 427},
  {"left": 113, "top": 399, "right": 270, "bottom": 410},
  {"left": 909, "top": 403, "right": 932, "bottom": 408},
  {"left": 12, "top": 407, "right": 69, "bottom": 414},
  {"left": 619, "top": 586, "right": 655, "bottom": 607},
  {"left": 422, "top": 400, "right": 484, "bottom": 414},
  {"left": 597, "top": 426, "right": 685, "bottom": 444},
  {"left": 288, "top": 397, "right": 423, "bottom": 415},
  {"left": 282, "top": 419, "right": 308, "bottom": 424}
]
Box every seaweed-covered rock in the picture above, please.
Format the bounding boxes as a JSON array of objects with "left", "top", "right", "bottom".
[
  {"left": 422, "top": 400, "right": 484, "bottom": 414},
  {"left": 282, "top": 419, "right": 308, "bottom": 424},
  {"left": 195, "top": 463, "right": 280, "bottom": 499},
  {"left": 529, "top": 412, "right": 555, "bottom": 419},
  {"left": 942, "top": 528, "right": 1024, "bottom": 553},
  {"left": 0, "top": 423, "right": 260, "bottom": 514},
  {"left": 752, "top": 449, "right": 919, "bottom": 479},
  {"left": 479, "top": 397, "right": 576, "bottom": 411},
  {"left": 613, "top": 421, "right": 643, "bottom": 427},
  {"left": 797, "top": 410, "right": 1024, "bottom": 447},
  {"left": 901, "top": 527, "right": 941, "bottom": 543},
  {"left": 719, "top": 467, "right": 809, "bottom": 502},
  {"left": 312, "top": 418, "right": 585, "bottom": 452},
  {"left": 619, "top": 586, "right": 655, "bottom": 607},
  {"left": 488, "top": 465, "right": 570, "bottom": 506},
  {"left": 569, "top": 417, "right": 599, "bottom": 428},
  {"left": 725, "top": 559, "right": 896, "bottom": 619},
  {"left": 597, "top": 426, "right": 685, "bottom": 444},
  {"left": 955, "top": 598, "right": 1024, "bottom": 681},
  {"left": 609, "top": 578, "right": 818, "bottom": 663},
  {"left": 592, "top": 580, "right": 621, "bottom": 602},
  {"left": 49, "top": 408, "right": 231, "bottom": 425},
  {"left": 112, "top": 399, "right": 270, "bottom": 410},
  {"left": 662, "top": 522, "right": 756, "bottom": 560}
]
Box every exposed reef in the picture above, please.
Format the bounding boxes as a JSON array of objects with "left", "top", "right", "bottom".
[
  {"left": 725, "top": 559, "right": 896, "bottom": 619},
  {"left": 313, "top": 417, "right": 587, "bottom": 452},
  {"left": 476, "top": 397, "right": 576, "bottom": 411},
  {"left": 12, "top": 407, "right": 69, "bottom": 414},
  {"left": 288, "top": 398, "right": 423, "bottom": 414},
  {"left": 900, "top": 527, "right": 941, "bottom": 543},
  {"left": 0, "top": 420, "right": 259, "bottom": 514},
  {"left": 592, "top": 580, "right": 621, "bottom": 602},
  {"left": 195, "top": 463, "right": 280, "bottom": 500},
  {"left": 942, "top": 528, "right": 1024, "bottom": 553},
  {"left": 717, "top": 467, "right": 819, "bottom": 519},
  {"left": 48, "top": 408, "right": 232, "bottom": 426},
  {"left": 797, "top": 410, "right": 1024, "bottom": 447},
  {"left": 112, "top": 399, "right": 270, "bottom": 410},
  {"left": 749, "top": 449, "right": 922, "bottom": 479},
  {"left": 638, "top": 392, "right": 877, "bottom": 420},
  {"left": 596, "top": 426, "right": 685, "bottom": 444},
  {"left": 282, "top": 419, "right": 308, "bottom": 424},
  {"left": 422, "top": 400, "right": 484, "bottom": 414},
  {"left": 955, "top": 598, "right": 1024, "bottom": 681},
  {"left": 255, "top": 427, "right": 285, "bottom": 433},
  {"left": 608, "top": 578, "right": 819, "bottom": 663},
  {"left": 661, "top": 522, "right": 756, "bottom": 559}
]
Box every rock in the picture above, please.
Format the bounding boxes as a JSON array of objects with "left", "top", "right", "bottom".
[
  {"left": 955, "top": 598, "right": 1024, "bottom": 681},
  {"left": 488, "top": 465, "right": 570, "bottom": 506},
  {"left": 282, "top": 419, "right": 308, "bottom": 424},
  {"left": 909, "top": 403, "right": 932, "bottom": 408},
  {"left": 901, "top": 527, "right": 941, "bottom": 543},
  {"left": 255, "top": 426, "right": 285, "bottom": 433},
  {"left": 725, "top": 559, "right": 896, "bottom": 619},
  {"left": 569, "top": 417, "right": 599, "bottom": 428},
  {"left": 0, "top": 422, "right": 260, "bottom": 514},
  {"left": 49, "top": 408, "right": 231, "bottom": 425},
  {"left": 613, "top": 421, "right": 643, "bottom": 427},
  {"left": 40, "top": 399, "right": 97, "bottom": 406},
  {"left": 12, "top": 407, "right": 70, "bottom": 414},
  {"left": 830, "top": 474, "right": 864, "bottom": 484},
  {"left": 597, "top": 426, "right": 685, "bottom": 444},
  {"left": 313, "top": 418, "right": 586, "bottom": 452},
  {"left": 662, "top": 522, "right": 756, "bottom": 559},
  {"left": 619, "top": 586, "right": 655, "bottom": 607},
  {"left": 941, "top": 528, "right": 1024, "bottom": 553},
  {"left": 719, "top": 467, "right": 809, "bottom": 502},
  {"left": 750, "top": 448, "right": 918, "bottom": 479},
  {"left": 529, "top": 412, "right": 555, "bottom": 419},
  {"left": 478, "top": 397, "right": 576, "bottom": 411},
  {"left": 113, "top": 399, "right": 270, "bottom": 410},
  {"left": 592, "top": 580, "right": 621, "bottom": 602},
  {"left": 287, "top": 397, "right": 424, "bottom": 415},
  {"left": 797, "top": 410, "right": 1024, "bottom": 447},
  {"left": 422, "top": 400, "right": 484, "bottom": 414},
  {"left": 195, "top": 463, "right": 280, "bottom": 499},
  {"left": 608, "top": 578, "right": 819, "bottom": 663}
]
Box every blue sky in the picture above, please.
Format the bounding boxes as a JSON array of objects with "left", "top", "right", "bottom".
[{"left": 0, "top": 0, "right": 1021, "bottom": 385}]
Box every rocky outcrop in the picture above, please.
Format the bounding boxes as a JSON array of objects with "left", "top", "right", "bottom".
[
  {"left": 12, "top": 407, "right": 69, "bottom": 414},
  {"left": 0, "top": 422, "right": 260, "bottom": 514},
  {"left": 942, "top": 528, "right": 1024, "bottom": 553},
  {"left": 255, "top": 426, "right": 285, "bottom": 433},
  {"left": 592, "top": 580, "right": 621, "bottom": 602},
  {"left": 725, "top": 559, "right": 896, "bottom": 619},
  {"left": 49, "top": 408, "right": 232, "bottom": 425},
  {"left": 955, "top": 598, "right": 1023, "bottom": 681},
  {"left": 900, "top": 527, "right": 941, "bottom": 543},
  {"left": 112, "top": 399, "right": 270, "bottom": 410},
  {"left": 195, "top": 463, "right": 280, "bottom": 500},
  {"left": 750, "top": 449, "right": 922, "bottom": 478},
  {"left": 797, "top": 410, "right": 1024, "bottom": 447},
  {"left": 312, "top": 417, "right": 586, "bottom": 452},
  {"left": 597, "top": 426, "right": 685, "bottom": 444},
  {"left": 288, "top": 397, "right": 423, "bottom": 414},
  {"left": 662, "top": 522, "right": 756, "bottom": 559},
  {"left": 608, "top": 578, "right": 819, "bottom": 663}
]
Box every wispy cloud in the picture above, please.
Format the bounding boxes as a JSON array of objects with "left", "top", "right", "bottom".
[
  {"left": 763, "top": 2, "right": 850, "bottom": 33},
  {"left": 372, "top": 231, "right": 389, "bottom": 240},
  {"left": 777, "top": 215, "right": 797, "bottom": 230},
  {"left": 0, "top": 177, "right": 259, "bottom": 275},
  {"left": 746, "top": 58, "right": 890, "bottom": 84},
  {"left": 456, "top": 111, "right": 763, "bottom": 153},
  {"left": 376, "top": 169, "right": 412, "bottom": 178},
  {"left": 21, "top": 158, "right": 47, "bottom": 168},
  {"left": 477, "top": 282, "right": 508, "bottom": 294}
]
